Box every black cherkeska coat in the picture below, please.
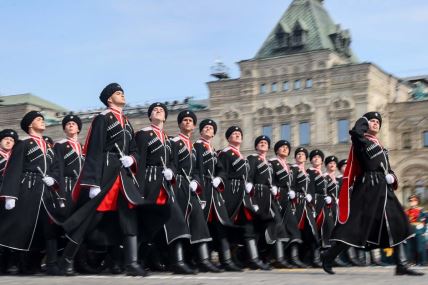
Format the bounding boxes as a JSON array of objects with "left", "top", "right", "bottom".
[
  {"left": 62, "top": 109, "right": 168, "bottom": 245},
  {"left": 134, "top": 126, "right": 190, "bottom": 244},
  {"left": 289, "top": 164, "right": 319, "bottom": 243},
  {"left": 193, "top": 138, "right": 233, "bottom": 226},
  {"left": 331, "top": 118, "right": 413, "bottom": 249},
  {"left": 0, "top": 135, "right": 64, "bottom": 250},
  {"left": 246, "top": 154, "right": 286, "bottom": 245},
  {"left": 170, "top": 134, "right": 211, "bottom": 244},
  {"left": 269, "top": 157, "right": 302, "bottom": 244},
  {"left": 53, "top": 138, "right": 84, "bottom": 220}
]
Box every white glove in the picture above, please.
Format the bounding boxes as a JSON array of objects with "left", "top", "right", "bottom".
[
  {"left": 89, "top": 186, "right": 101, "bottom": 199},
  {"left": 253, "top": 204, "right": 259, "bottom": 212},
  {"left": 42, "top": 176, "right": 55, "bottom": 186},
  {"left": 270, "top": 186, "right": 278, "bottom": 196},
  {"left": 163, "top": 168, "right": 173, "bottom": 181},
  {"left": 189, "top": 180, "right": 198, "bottom": 192},
  {"left": 5, "top": 198, "right": 15, "bottom": 210},
  {"left": 385, "top": 174, "right": 395, "bottom": 184},
  {"left": 288, "top": 190, "right": 296, "bottom": 200},
  {"left": 324, "top": 196, "right": 332, "bottom": 204},
  {"left": 306, "top": 194, "right": 313, "bottom": 203},
  {"left": 245, "top": 182, "right": 253, "bottom": 194},
  {"left": 212, "top": 177, "right": 221, "bottom": 188},
  {"left": 120, "top": 156, "right": 134, "bottom": 168}
]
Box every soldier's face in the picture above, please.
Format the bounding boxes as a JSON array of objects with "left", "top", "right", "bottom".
[
  {"left": 256, "top": 140, "right": 269, "bottom": 153},
  {"left": 295, "top": 152, "right": 306, "bottom": 163},
  {"left": 201, "top": 125, "right": 214, "bottom": 139},
  {"left": 228, "top": 131, "right": 242, "bottom": 145},
  {"left": 150, "top": 107, "right": 165, "bottom": 122},
  {"left": 277, "top": 145, "right": 289, "bottom": 157},
  {"left": 327, "top": 161, "right": 337, "bottom": 172},
  {"left": 368, "top": 119, "right": 380, "bottom": 134},
  {"left": 311, "top": 155, "right": 322, "bottom": 167},
  {"left": 30, "top": 116, "right": 45, "bottom": 132},
  {"left": 0, "top": 137, "right": 15, "bottom": 151},
  {"left": 340, "top": 164, "right": 347, "bottom": 174},
  {"left": 108, "top": 91, "right": 126, "bottom": 107},
  {"left": 179, "top": 117, "right": 195, "bottom": 133},
  {"left": 65, "top": 121, "right": 79, "bottom": 136}
]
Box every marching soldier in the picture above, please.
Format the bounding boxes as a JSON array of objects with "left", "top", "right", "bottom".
[
  {"left": 269, "top": 140, "right": 304, "bottom": 268},
  {"left": 321, "top": 112, "right": 424, "bottom": 276},
  {"left": 134, "top": 102, "right": 193, "bottom": 274},
  {"left": 289, "top": 147, "right": 318, "bottom": 267},
  {"left": 193, "top": 119, "right": 241, "bottom": 271},
  {"left": 0, "top": 111, "right": 64, "bottom": 275},
  {"left": 60, "top": 83, "right": 165, "bottom": 276},
  {"left": 169, "top": 110, "right": 219, "bottom": 273},
  {"left": 246, "top": 135, "right": 287, "bottom": 269},
  {"left": 217, "top": 127, "right": 270, "bottom": 270}
]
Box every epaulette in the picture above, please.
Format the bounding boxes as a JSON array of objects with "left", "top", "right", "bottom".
[
  {"left": 269, "top": 157, "right": 279, "bottom": 162},
  {"left": 171, "top": 136, "right": 180, "bottom": 142},
  {"left": 221, "top": 146, "right": 231, "bottom": 153},
  {"left": 141, "top": 126, "right": 152, "bottom": 132},
  {"left": 100, "top": 109, "right": 111, "bottom": 115},
  {"left": 56, "top": 138, "right": 68, "bottom": 144}
]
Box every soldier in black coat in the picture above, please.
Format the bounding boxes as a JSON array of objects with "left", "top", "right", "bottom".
[
  {"left": 289, "top": 147, "right": 318, "bottom": 267},
  {"left": 217, "top": 127, "right": 270, "bottom": 270},
  {"left": 134, "top": 102, "right": 193, "bottom": 274},
  {"left": 169, "top": 110, "right": 219, "bottom": 273},
  {"left": 0, "top": 111, "right": 64, "bottom": 275},
  {"left": 269, "top": 140, "right": 304, "bottom": 268},
  {"left": 193, "top": 119, "right": 241, "bottom": 271},
  {"left": 60, "top": 83, "right": 165, "bottom": 276},
  {"left": 322, "top": 112, "right": 424, "bottom": 276}
]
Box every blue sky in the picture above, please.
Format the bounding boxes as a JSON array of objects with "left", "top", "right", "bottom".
[{"left": 1, "top": 0, "right": 427, "bottom": 111}]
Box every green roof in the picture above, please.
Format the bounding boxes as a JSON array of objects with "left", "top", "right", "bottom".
[
  {"left": 255, "top": 0, "right": 358, "bottom": 62},
  {"left": 0, "top": 93, "right": 67, "bottom": 112}
]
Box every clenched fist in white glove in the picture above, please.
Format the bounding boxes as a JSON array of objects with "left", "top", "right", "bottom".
[
  {"left": 305, "top": 194, "right": 313, "bottom": 203},
  {"left": 89, "top": 186, "right": 101, "bottom": 199},
  {"left": 245, "top": 182, "right": 253, "bottom": 194},
  {"left": 212, "top": 177, "right": 221, "bottom": 188},
  {"left": 162, "top": 168, "right": 173, "bottom": 181},
  {"left": 189, "top": 180, "right": 198, "bottom": 192},
  {"left": 385, "top": 174, "right": 395, "bottom": 185},
  {"left": 42, "top": 176, "right": 55, "bottom": 186},
  {"left": 5, "top": 198, "right": 15, "bottom": 210},
  {"left": 288, "top": 190, "right": 296, "bottom": 200},
  {"left": 324, "top": 196, "right": 332, "bottom": 204},
  {"left": 120, "top": 156, "right": 134, "bottom": 168},
  {"left": 270, "top": 186, "right": 278, "bottom": 196}
]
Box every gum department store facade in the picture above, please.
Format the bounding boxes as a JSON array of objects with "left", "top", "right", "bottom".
[{"left": 1, "top": 0, "right": 427, "bottom": 204}]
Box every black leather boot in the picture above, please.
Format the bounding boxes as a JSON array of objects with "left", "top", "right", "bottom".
[
  {"left": 58, "top": 241, "right": 80, "bottom": 276},
  {"left": 74, "top": 244, "right": 100, "bottom": 274},
  {"left": 347, "top": 247, "right": 363, "bottom": 266},
  {"left": 334, "top": 253, "right": 351, "bottom": 267},
  {"left": 218, "top": 238, "right": 242, "bottom": 272},
  {"left": 312, "top": 247, "right": 322, "bottom": 268},
  {"left": 171, "top": 240, "right": 196, "bottom": 274},
  {"left": 394, "top": 244, "right": 424, "bottom": 276},
  {"left": 45, "top": 239, "right": 61, "bottom": 276},
  {"left": 196, "top": 243, "right": 221, "bottom": 273},
  {"left": 321, "top": 241, "right": 349, "bottom": 275},
  {"left": 271, "top": 241, "right": 294, "bottom": 269},
  {"left": 370, "top": 249, "right": 387, "bottom": 266},
  {"left": 245, "top": 239, "right": 271, "bottom": 271},
  {"left": 123, "top": 235, "right": 147, "bottom": 276},
  {"left": 290, "top": 244, "right": 307, "bottom": 268}
]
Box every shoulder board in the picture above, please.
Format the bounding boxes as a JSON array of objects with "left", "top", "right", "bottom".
[
  {"left": 221, "top": 146, "right": 231, "bottom": 153},
  {"left": 269, "top": 157, "right": 279, "bottom": 162},
  {"left": 56, "top": 138, "right": 68, "bottom": 144},
  {"left": 171, "top": 136, "right": 180, "bottom": 142},
  {"left": 195, "top": 139, "right": 203, "bottom": 144},
  {"left": 21, "top": 136, "right": 31, "bottom": 141},
  {"left": 141, "top": 126, "right": 153, "bottom": 132},
  {"left": 248, "top": 154, "right": 259, "bottom": 158},
  {"left": 100, "top": 109, "right": 111, "bottom": 115}
]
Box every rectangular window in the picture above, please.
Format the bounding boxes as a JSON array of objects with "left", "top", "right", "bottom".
[
  {"left": 338, "top": 119, "right": 349, "bottom": 143},
  {"left": 306, "top": 79, "right": 313, "bottom": 89},
  {"left": 294, "top": 79, "right": 301, "bottom": 90},
  {"left": 282, "top": 81, "right": 289, "bottom": 91},
  {"left": 262, "top": 125, "right": 272, "bottom": 138},
  {"left": 260, "top": 84, "right": 266, "bottom": 94},
  {"left": 299, "top": 122, "right": 310, "bottom": 145},
  {"left": 403, "top": 132, "right": 411, "bottom": 149},
  {"left": 424, "top": 131, "right": 428, "bottom": 147},
  {"left": 281, "top": 124, "right": 291, "bottom": 141},
  {"left": 271, "top": 82, "right": 277, "bottom": 92}
]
